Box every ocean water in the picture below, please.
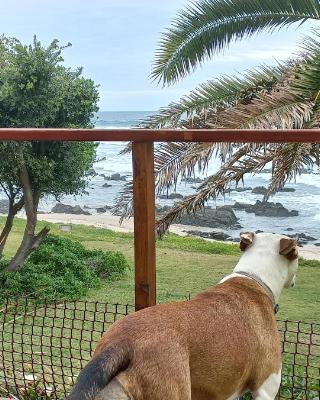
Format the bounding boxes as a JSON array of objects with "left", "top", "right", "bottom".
[{"left": 23, "top": 111, "right": 320, "bottom": 240}]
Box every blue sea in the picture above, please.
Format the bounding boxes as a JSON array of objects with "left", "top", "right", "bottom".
[{"left": 38, "top": 111, "right": 320, "bottom": 241}]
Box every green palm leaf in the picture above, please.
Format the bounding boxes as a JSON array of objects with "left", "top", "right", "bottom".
[
  {"left": 143, "top": 64, "right": 289, "bottom": 128},
  {"left": 152, "top": 0, "right": 320, "bottom": 85}
]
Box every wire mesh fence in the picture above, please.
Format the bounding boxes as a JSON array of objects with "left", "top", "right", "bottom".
[{"left": 0, "top": 297, "right": 319, "bottom": 400}]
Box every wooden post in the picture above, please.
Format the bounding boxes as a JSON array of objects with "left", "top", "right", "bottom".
[{"left": 132, "top": 142, "right": 156, "bottom": 311}]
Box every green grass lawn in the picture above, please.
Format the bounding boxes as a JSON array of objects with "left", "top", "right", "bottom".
[
  {"left": 1, "top": 216, "right": 319, "bottom": 322},
  {"left": 1, "top": 216, "right": 319, "bottom": 399}
]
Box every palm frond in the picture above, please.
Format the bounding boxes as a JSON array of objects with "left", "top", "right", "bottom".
[
  {"left": 292, "top": 30, "right": 320, "bottom": 121},
  {"left": 143, "top": 64, "right": 289, "bottom": 128},
  {"left": 113, "top": 142, "right": 218, "bottom": 217},
  {"left": 155, "top": 142, "right": 216, "bottom": 194},
  {"left": 156, "top": 144, "right": 275, "bottom": 237},
  {"left": 215, "top": 88, "right": 314, "bottom": 129},
  {"left": 152, "top": 0, "right": 320, "bottom": 85},
  {"left": 112, "top": 181, "right": 133, "bottom": 222},
  {"left": 265, "top": 143, "right": 314, "bottom": 197}
]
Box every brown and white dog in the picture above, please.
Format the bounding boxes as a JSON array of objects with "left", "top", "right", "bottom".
[{"left": 67, "top": 232, "right": 299, "bottom": 400}]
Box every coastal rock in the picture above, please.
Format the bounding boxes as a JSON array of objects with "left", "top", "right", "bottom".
[
  {"left": 232, "top": 200, "right": 299, "bottom": 217},
  {"left": 103, "top": 183, "right": 112, "bottom": 188},
  {"left": 234, "top": 186, "right": 252, "bottom": 192},
  {"left": 186, "top": 230, "right": 232, "bottom": 241},
  {"left": 181, "top": 177, "right": 203, "bottom": 183},
  {"left": 0, "top": 199, "right": 9, "bottom": 213},
  {"left": 88, "top": 168, "right": 98, "bottom": 176},
  {"left": 177, "top": 206, "right": 241, "bottom": 229},
  {"left": 106, "top": 173, "right": 127, "bottom": 181},
  {"left": 279, "top": 187, "right": 296, "bottom": 193},
  {"left": 156, "top": 205, "right": 172, "bottom": 214},
  {"left": 51, "top": 203, "right": 91, "bottom": 215},
  {"left": 96, "top": 207, "right": 107, "bottom": 214},
  {"left": 288, "top": 233, "right": 317, "bottom": 241},
  {"left": 158, "top": 192, "right": 184, "bottom": 200},
  {"left": 252, "top": 186, "right": 268, "bottom": 195},
  {"left": 251, "top": 186, "right": 295, "bottom": 194}
]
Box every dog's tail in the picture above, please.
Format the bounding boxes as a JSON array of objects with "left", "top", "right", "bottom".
[{"left": 66, "top": 344, "right": 131, "bottom": 400}]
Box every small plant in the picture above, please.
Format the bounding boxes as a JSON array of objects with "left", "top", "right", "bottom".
[{"left": 0, "top": 234, "right": 130, "bottom": 303}]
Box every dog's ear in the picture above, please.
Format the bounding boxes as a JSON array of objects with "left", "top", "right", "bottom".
[
  {"left": 279, "top": 238, "right": 298, "bottom": 260},
  {"left": 240, "top": 232, "right": 255, "bottom": 252}
]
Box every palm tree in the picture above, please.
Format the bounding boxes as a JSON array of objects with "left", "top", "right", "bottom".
[
  {"left": 115, "top": 1, "right": 320, "bottom": 236},
  {"left": 151, "top": 0, "right": 320, "bottom": 86}
]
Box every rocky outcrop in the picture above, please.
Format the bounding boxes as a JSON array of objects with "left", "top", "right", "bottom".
[
  {"left": 88, "top": 168, "right": 98, "bottom": 176},
  {"left": 105, "top": 173, "right": 127, "bottom": 181},
  {"left": 181, "top": 177, "right": 203, "bottom": 183},
  {"left": 252, "top": 186, "right": 268, "bottom": 195},
  {"left": 158, "top": 193, "right": 184, "bottom": 200},
  {"left": 233, "top": 187, "right": 252, "bottom": 192},
  {"left": 232, "top": 200, "right": 298, "bottom": 217},
  {"left": 287, "top": 232, "right": 317, "bottom": 245},
  {"left": 96, "top": 205, "right": 112, "bottom": 213},
  {"left": 51, "top": 203, "right": 91, "bottom": 215},
  {"left": 186, "top": 230, "right": 232, "bottom": 241},
  {"left": 279, "top": 187, "right": 296, "bottom": 192},
  {"left": 177, "top": 206, "right": 242, "bottom": 229}
]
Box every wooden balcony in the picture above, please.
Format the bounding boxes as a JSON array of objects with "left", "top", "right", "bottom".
[{"left": 1, "top": 128, "right": 319, "bottom": 311}]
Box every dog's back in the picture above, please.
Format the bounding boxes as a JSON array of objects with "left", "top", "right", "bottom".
[
  {"left": 67, "top": 232, "right": 298, "bottom": 400},
  {"left": 68, "top": 278, "right": 281, "bottom": 400}
]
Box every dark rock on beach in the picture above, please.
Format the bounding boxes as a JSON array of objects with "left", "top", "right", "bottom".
[
  {"left": 181, "top": 177, "right": 203, "bottom": 183},
  {"left": 288, "top": 233, "right": 317, "bottom": 242},
  {"left": 234, "top": 186, "right": 252, "bottom": 192},
  {"left": 96, "top": 205, "right": 112, "bottom": 213},
  {"left": 106, "top": 173, "right": 127, "bottom": 181},
  {"left": 51, "top": 203, "right": 91, "bottom": 215},
  {"left": 177, "top": 206, "right": 242, "bottom": 229},
  {"left": 279, "top": 187, "right": 296, "bottom": 193},
  {"left": 156, "top": 205, "right": 172, "bottom": 214},
  {"left": 252, "top": 186, "right": 268, "bottom": 195},
  {"left": 232, "top": 200, "right": 299, "bottom": 217},
  {"left": 103, "top": 183, "right": 112, "bottom": 188},
  {"left": 158, "top": 192, "right": 184, "bottom": 200},
  {"left": 186, "top": 230, "right": 232, "bottom": 241},
  {"left": 88, "top": 168, "right": 98, "bottom": 176}
]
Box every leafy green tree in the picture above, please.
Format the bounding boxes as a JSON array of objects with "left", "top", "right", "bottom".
[
  {"left": 116, "top": 0, "right": 320, "bottom": 235},
  {"left": 0, "top": 36, "right": 99, "bottom": 270}
]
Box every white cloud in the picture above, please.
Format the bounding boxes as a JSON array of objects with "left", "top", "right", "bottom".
[{"left": 213, "top": 45, "right": 298, "bottom": 64}]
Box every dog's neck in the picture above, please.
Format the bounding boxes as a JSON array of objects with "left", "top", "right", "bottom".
[{"left": 221, "top": 256, "right": 288, "bottom": 304}]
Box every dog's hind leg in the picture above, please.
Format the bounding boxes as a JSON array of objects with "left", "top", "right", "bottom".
[
  {"left": 252, "top": 371, "right": 281, "bottom": 400},
  {"left": 94, "top": 379, "right": 131, "bottom": 400}
]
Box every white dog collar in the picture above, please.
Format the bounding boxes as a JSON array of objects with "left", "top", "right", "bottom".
[{"left": 235, "top": 271, "right": 279, "bottom": 314}]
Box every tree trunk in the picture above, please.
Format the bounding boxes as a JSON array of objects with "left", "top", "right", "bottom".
[
  {"left": 0, "top": 197, "right": 25, "bottom": 258},
  {"left": 6, "top": 163, "right": 49, "bottom": 272},
  {"left": 6, "top": 225, "right": 49, "bottom": 272}
]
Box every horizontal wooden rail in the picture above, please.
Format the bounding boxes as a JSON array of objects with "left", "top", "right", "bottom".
[{"left": 0, "top": 128, "right": 319, "bottom": 142}]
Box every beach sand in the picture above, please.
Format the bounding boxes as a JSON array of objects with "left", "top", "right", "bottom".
[{"left": 34, "top": 212, "right": 320, "bottom": 261}]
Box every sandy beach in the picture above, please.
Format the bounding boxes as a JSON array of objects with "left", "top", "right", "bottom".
[{"left": 34, "top": 212, "right": 320, "bottom": 261}]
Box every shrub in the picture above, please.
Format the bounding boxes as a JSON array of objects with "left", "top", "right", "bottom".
[{"left": 0, "top": 234, "right": 130, "bottom": 303}]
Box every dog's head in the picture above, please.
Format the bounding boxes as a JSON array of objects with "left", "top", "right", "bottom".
[{"left": 239, "top": 232, "right": 299, "bottom": 288}]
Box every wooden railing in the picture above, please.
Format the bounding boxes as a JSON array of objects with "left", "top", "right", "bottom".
[{"left": 1, "top": 128, "right": 320, "bottom": 311}]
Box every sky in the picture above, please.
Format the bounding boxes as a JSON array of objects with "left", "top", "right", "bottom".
[{"left": 0, "top": 0, "right": 314, "bottom": 111}]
